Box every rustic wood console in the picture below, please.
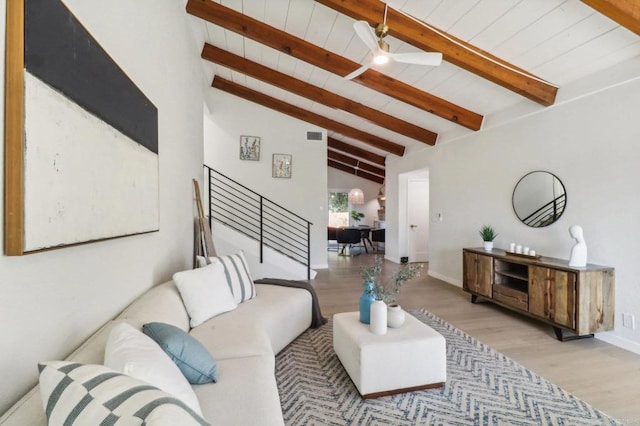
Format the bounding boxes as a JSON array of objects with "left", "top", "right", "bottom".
[{"left": 462, "top": 247, "right": 615, "bottom": 341}]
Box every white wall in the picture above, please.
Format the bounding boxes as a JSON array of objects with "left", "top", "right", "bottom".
[
  {"left": 0, "top": 0, "right": 204, "bottom": 413},
  {"left": 328, "top": 168, "right": 383, "bottom": 227},
  {"left": 203, "top": 90, "right": 328, "bottom": 269},
  {"left": 386, "top": 74, "right": 640, "bottom": 353}
]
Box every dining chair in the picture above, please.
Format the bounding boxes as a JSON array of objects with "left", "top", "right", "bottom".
[
  {"left": 336, "top": 228, "right": 363, "bottom": 256},
  {"left": 371, "top": 228, "right": 385, "bottom": 252},
  {"left": 327, "top": 227, "right": 339, "bottom": 252}
]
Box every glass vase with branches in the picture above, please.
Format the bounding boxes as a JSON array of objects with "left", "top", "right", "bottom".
[{"left": 360, "top": 256, "right": 423, "bottom": 303}]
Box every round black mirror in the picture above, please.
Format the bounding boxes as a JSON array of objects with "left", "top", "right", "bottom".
[{"left": 512, "top": 171, "right": 566, "bottom": 228}]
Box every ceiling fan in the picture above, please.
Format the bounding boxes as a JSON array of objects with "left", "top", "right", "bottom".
[{"left": 344, "top": 3, "right": 443, "bottom": 80}]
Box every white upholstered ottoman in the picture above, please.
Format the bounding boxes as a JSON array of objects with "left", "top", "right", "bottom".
[{"left": 333, "top": 311, "right": 446, "bottom": 398}]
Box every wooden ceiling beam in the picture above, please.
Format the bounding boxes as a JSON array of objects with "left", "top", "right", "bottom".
[
  {"left": 581, "top": 0, "right": 640, "bottom": 36},
  {"left": 328, "top": 149, "right": 385, "bottom": 177},
  {"left": 328, "top": 137, "right": 385, "bottom": 166},
  {"left": 328, "top": 159, "right": 384, "bottom": 184},
  {"left": 315, "top": 0, "right": 558, "bottom": 106},
  {"left": 201, "top": 43, "right": 438, "bottom": 145},
  {"left": 185, "top": 0, "right": 483, "bottom": 130},
  {"left": 212, "top": 77, "right": 405, "bottom": 156}
]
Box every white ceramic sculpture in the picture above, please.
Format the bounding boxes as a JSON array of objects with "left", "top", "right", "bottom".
[{"left": 568, "top": 225, "right": 587, "bottom": 267}]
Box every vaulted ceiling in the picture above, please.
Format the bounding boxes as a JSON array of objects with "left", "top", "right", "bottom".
[{"left": 186, "top": 0, "right": 640, "bottom": 184}]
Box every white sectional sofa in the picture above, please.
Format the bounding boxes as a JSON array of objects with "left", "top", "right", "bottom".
[{"left": 0, "top": 279, "right": 313, "bottom": 425}]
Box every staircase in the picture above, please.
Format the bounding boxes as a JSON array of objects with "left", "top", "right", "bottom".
[
  {"left": 522, "top": 193, "right": 567, "bottom": 227},
  {"left": 205, "top": 166, "right": 313, "bottom": 280}
]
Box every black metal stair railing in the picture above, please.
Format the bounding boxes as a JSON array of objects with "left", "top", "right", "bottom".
[
  {"left": 522, "top": 193, "right": 567, "bottom": 227},
  {"left": 205, "top": 165, "right": 312, "bottom": 280}
]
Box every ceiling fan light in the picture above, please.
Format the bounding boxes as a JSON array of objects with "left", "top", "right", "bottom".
[
  {"left": 374, "top": 38, "right": 390, "bottom": 64},
  {"left": 373, "top": 54, "right": 389, "bottom": 65}
]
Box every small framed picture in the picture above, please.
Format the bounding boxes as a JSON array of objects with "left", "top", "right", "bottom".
[
  {"left": 272, "top": 154, "right": 292, "bottom": 178},
  {"left": 239, "top": 135, "right": 260, "bottom": 161}
]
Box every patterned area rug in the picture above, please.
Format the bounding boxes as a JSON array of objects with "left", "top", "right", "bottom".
[{"left": 275, "top": 309, "right": 621, "bottom": 425}]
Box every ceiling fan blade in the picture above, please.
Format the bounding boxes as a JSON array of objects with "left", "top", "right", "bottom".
[
  {"left": 343, "top": 63, "right": 371, "bottom": 80},
  {"left": 353, "top": 21, "right": 379, "bottom": 54},
  {"left": 390, "top": 52, "right": 443, "bottom": 66}
]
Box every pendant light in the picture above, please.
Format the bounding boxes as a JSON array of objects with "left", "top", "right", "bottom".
[{"left": 348, "top": 188, "right": 364, "bottom": 205}]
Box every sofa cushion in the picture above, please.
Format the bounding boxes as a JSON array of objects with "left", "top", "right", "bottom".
[
  {"left": 189, "top": 314, "right": 274, "bottom": 364},
  {"left": 173, "top": 263, "right": 238, "bottom": 327},
  {"left": 118, "top": 281, "right": 190, "bottom": 332},
  {"left": 198, "top": 252, "right": 255, "bottom": 304},
  {"left": 104, "top": 323, "right": 202, "bottom": 415},
  {"left": 0, "top": 387, "right": 45, "bottom": 426},
  {"left": 38, "top": 361, "right": 208, "bottom": 426},
  {"left": 143, "top": 322, "right": 217, "bottom": 385},
  {"left": 249, "top": 284, "right": 312, "bottom": 354},
  {"left": 189, "top": 284, "right": 312, "bottom": 361},
  {"left": 193, "top": 355, "right": 284, "bottom": 426}
]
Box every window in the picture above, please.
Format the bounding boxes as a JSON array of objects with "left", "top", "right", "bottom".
[{"left": 328, "top": 192, "right": 348, "bottom": 228}]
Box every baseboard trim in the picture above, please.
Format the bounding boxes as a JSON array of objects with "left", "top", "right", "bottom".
[
  {"left": 312, "top": 263, "right": 328, "bottom": 270},
  {"left": 384, "top": 255, "right": 401, "bottom": 264},
  {"left": 428, "top": 270, "right": 462, "bottom": 288},
  {"left": 595, "top": 332, "right": 640, "bottom": 355}
]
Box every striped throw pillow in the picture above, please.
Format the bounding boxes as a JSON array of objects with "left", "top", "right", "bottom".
[
  {"left": 38, "top": 361, "right": 209, "bottom": 426},
  {"left": 199, "top": 252, "right": 255, "bottom": 304}
]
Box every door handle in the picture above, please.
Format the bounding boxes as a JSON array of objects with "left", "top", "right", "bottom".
[{"left": 410, "top": 224, "right": 417, "bottom": 229}]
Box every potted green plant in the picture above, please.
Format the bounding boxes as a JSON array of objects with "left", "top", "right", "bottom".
[
  {"left": 350, "top": 210, "right": 365, "bottom": 225},
  {"left": 479, "top": 224, "right": 498, "bottom": 251}
]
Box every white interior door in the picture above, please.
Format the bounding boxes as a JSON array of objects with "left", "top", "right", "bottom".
[{"left": 407, "top": 179, "right": 429, "bottom": 262}]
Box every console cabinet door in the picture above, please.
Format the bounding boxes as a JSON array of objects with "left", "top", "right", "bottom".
[
  {"left": 529, "top": 266, "right": 576, "bottom": 329},
  {"left": 463, "top": 252, "right": 493, "bottom": 297}
]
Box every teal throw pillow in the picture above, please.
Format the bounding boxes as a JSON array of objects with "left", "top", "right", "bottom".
[{"left": 143, "top": 322, "right": 217, "bottom": 384}]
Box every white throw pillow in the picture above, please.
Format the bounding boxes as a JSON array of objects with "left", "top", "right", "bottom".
[
  {"left": 197, "top": 251, "right": 256, "bottom": 304},
  {"left": 104, "top": 322, "right": 203, "bottom": 416},
  {"left": 38, "top": 360, "right": 208, "bottom": 425},
  {"left": 173, "top": 262, "right": 238, "bottom": 327}
]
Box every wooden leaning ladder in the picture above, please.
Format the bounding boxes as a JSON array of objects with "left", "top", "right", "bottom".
[{"left": 193, "top": 179, "right": 216, "bottom": 260}]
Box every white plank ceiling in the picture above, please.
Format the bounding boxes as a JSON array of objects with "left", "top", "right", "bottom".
[{"left": 189, "top": 0, "right": 640, "bottom": 165}]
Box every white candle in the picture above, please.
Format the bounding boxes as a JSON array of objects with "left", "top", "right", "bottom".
[
  {"left": 510, "top": 243, "right": 516, "bottom": 252},
  {"left": 516, "top": 245, "right": 523, "bottom": 254}
]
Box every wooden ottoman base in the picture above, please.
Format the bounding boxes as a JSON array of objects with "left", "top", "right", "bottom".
[{"left": 361, "top": 381, "right": 445, "bottom": 399}]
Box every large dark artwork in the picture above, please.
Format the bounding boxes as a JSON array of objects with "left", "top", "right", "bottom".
[{"left": 4, "top": 0, "right": 160, "bottom": 255}]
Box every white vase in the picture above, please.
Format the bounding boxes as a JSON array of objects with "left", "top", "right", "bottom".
[
  {"left": 370, "top": 300, "right": 387, "bottom": 335},
  {"left": 387, "top": 304, "right": 405, "bottom": 328},
  {"left": 483, "top": 241, "right": 493, "bottom": 251}
]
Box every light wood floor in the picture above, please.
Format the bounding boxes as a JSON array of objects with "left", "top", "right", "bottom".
[{"left": 312, "top": 252, "right": 640, "bottom": 423}]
